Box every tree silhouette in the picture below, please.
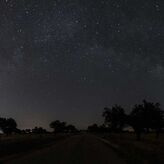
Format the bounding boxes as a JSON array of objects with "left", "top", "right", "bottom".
[
  {"left": 88, "top": 124, "right": 99, "bottom": 132},
  {"left": 142, "top": 100, "right": 164, "bottom": 138},
  {"left": 103, "top": 105, "right": 126, "bottom": 132},
  {"left": 50, "top": 120, "right": 67, "bottom": 133},
  {"left": 87, "top": 124, "right": 109, "bottom": 133},
  {"left": 128, "top": 104, "right": 144, "bottom": 140},
  {"left": 0, "top": 117, "right": 17, "bottom": 135},
  {"left": 99, "top": 124, "right": 109, "bottom": 133},
  {"left": 66, "top": 124, "right": 77, "bottom": 133},
  {"left": 32, "top": 127, "right": 47, "bottom": 134},
  {"left": 129, "top": 100, "right": 164, "bottom": 140}
]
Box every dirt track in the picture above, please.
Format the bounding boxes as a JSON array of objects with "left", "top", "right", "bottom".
[{"left": 7, "top": 134, "right": 125, "bottom": 164}]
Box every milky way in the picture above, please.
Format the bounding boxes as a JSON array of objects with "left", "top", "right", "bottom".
[{"left": 0, "top": 0, "right": 164, "bottom": 129}]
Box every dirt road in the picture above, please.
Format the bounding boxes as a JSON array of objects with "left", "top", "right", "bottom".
[{"left": 6, "top": 134, "right": 125, "bottom": 164}]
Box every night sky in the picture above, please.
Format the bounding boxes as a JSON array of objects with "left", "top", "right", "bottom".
[{"left": 0, "top": 0, "right": 164, "bottom": 129}]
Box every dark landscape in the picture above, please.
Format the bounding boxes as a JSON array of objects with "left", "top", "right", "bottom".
[{"left": 0, "top": 99, "right": 164, "bottom": 163}]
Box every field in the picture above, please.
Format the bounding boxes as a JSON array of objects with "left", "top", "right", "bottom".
[
  {"left": 2, "top": 134, "right": 125, "bottom": 164},
  {"left": 100, "top": 133, "right": 164, "bottom": 164},
  {"left": 0, "top": 133, "right": 70, "bottom": 162}
]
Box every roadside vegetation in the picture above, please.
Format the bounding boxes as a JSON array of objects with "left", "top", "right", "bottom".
[
  {"left": 87, "top": 99, "right": 164, "bottom": 164},
  {"left": 100, "top": 133, "right": 164, "bottom": 164},
  {"left": 0, "top": 118, "right": 78, "bottom": 161},
  {"left": 88, "top": 99, "right": 164, "bottom": 140}
]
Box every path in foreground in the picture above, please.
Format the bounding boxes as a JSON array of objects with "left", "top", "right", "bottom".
[{"left": 7, "top": 134, "right": 125, "bottom": 164}]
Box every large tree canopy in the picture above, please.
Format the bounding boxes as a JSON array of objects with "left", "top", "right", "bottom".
[{"left": 0, "top": 117, "right": 17, "bottom": 135}]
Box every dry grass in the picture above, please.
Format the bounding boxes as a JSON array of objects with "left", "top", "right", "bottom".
[
  {"left": 0, "top": 133, "right": 69, "bottom": 160},
  {"left": 101, "top": 133, "right": 164, "bottom": 164}
]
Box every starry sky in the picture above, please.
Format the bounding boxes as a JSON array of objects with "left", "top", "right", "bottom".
[{"left": 0, "top": 0, "right": 164, "bottom": 129}]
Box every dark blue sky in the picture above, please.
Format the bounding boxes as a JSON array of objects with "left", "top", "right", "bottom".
[{"left": 0, "top": 0, "right": 164, "bottom": 129}]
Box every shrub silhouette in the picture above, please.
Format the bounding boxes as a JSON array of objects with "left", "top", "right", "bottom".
[{"left": 87, "top": 124, "right": 109, "bottom": 133}]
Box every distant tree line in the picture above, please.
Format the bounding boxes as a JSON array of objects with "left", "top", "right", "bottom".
[
  {"left": 88, "top": 124, "right": 108, "bottom": 133},
  {"left": 0, "top": 116, "right": 78, "bottom": 136},
  {"left": 88, "top": 100, "right": 164, "bottom": 140},
  {"left": 0, "top": 117, "right": 78, "bottom": 135},
  {"left": 49, "top": 120, "right": 78, "bottom": 133},
  {"left": 0, "top": 117, "right": 49, "bottom": 135},
  {"left": 1, "top": 99, "right": 163, "bottom": 141}
]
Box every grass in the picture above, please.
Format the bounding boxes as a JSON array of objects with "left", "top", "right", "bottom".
[
  {"left": 100, "top": 133, "right": 164, "bottom": 164},
  {"left": 0, "top": 133, "right": 69, "bottom": 162}
]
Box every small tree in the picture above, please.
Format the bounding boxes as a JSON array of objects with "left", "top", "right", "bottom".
[
  {"left": 66, "top": 124, "right": 77, "bottom": 133},
  {"left": 50, "top": 120, "right": 66, "bottom": 133},
  {"left": 87, "top": 124, "right": 99, "bottom": 132}
]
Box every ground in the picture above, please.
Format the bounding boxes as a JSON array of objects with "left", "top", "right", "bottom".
[
  {"left": 4, "top": 134, "right": 125, "bottom": 164},
  {"left": 1, "top": 133, "right": 164, "bottom": 164},
  {"left": 100, "top": 133, "right": 164, "bottom": 164}
]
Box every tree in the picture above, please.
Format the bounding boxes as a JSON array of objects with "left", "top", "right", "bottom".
[
  {"left": 99, "top": 124, "right": 109, "bottom": 133},
  {"left": 103, "top": 105, "right": 126, "bottom": 132},
  {"left": 87, "top": 124, "right": 99, "bottom": 132},
  {"left": 32, "top": 127, "right": 47, "bottom": 134},
  {"left": 129, "top": 100, "right": 164, "bottom": 140},
  {"left": 0, "top": 117, "right": 17, "bottom": 135},
  {"left": 142, "top": 100, "right": 164, "bottom": 138},
  {"left": 50, "top": 120, "right": 66, "bottom": 133},
  {"left": 66, "top": 124, "right": 77, "bottom": 133},
  {"left": 128, "top": 104, "right": 144, "bottom": 140}
]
